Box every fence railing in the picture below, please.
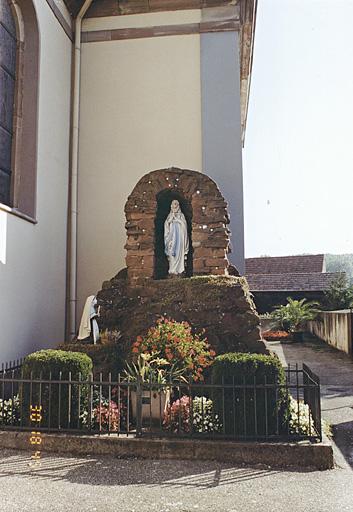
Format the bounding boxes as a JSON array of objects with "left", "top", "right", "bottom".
[
  {"left": 0, "top": 359, "right": 23, "bottom": 374},
  {"left": 0, "top": 364, "right": 322, "bottom": 442}
]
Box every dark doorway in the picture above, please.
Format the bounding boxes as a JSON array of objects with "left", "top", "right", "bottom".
[{"left": 154, "top": 190, "right": 193, "bottom": 279}]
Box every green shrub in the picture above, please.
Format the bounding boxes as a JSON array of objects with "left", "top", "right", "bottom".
[
  {"left": 22, "top": 350, "right": 93, "bottom": 429},
  {"left": 23, "top": 349, "right": 93, "bottom": 378},
  {"left": 212, "top": 353, "right": 289, "bottom": 437},
  {"left": 270, "top": 298, "right": 319, "bottom": 333}
]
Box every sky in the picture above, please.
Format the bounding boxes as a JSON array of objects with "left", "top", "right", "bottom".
[{"left": 243, "top": 0, "right": 353, "bottom": 258}]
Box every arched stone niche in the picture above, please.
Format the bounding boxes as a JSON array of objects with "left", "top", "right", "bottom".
[{"left": 125, "top": 168, "right": 231, "bottom": 288}]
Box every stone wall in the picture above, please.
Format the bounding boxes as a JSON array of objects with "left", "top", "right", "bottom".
[
  {"left": 125, "top": 168, "right": 231, "bottom": 288},
  {"left": 97, "top": 273, "right": 266, "bottom": 357}
]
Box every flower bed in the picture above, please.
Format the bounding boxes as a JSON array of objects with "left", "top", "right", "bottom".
[
  {"left": 289, "top": 397, "right": 315, "bottom": 436},
  {"left": 163, "top": 395, "right": 222, "bottom": 434},
  {"left": 262, "top": 330, "right": 292, "bottom": 341},
  {"left": 131, "top": 317, "right": 215, "bottom": 381}
]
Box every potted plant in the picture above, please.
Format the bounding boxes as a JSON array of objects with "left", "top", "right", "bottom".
[
  {"left": 270, "top": 298, "right": 319, "bottom": 342},
  {"left": 126, "top": 318, "right": 216, "bottom": 422},
  {"left": 124, "top": 353, "right": 181, "bottom": 421}
]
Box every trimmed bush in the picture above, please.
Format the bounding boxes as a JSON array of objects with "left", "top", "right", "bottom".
[
  {"left": 22, "top": 350, "right": 93, "bottom": 429},
  {"left": 212, "top": 352, "right": 288, "bottom": 437},
  {"left": 23, "top": 349, "right": 93, "bottom": 378}
]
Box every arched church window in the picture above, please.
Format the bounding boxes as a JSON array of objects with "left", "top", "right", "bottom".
[
  {"left": 0, "top": 0, "right": 39, "bottom": 220},
  {"left": 0, "top": 0, "right": 17, "bottom": 206}
]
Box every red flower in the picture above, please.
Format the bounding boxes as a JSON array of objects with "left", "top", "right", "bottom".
[{"left": 132, "top": 318, "right": 213, "bottom": 382}]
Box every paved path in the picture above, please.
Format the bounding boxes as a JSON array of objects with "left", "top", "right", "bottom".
[
  {"left": 267, "top": 337, "right": 353, "bottom": 470},
  {"left": 0, "top": 449, "right": 352, "bottom": 512}
]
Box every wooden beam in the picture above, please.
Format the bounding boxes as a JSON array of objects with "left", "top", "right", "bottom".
[
  {"left": 46, "top": 0, "right": 73, "bottom": 39},
  {"left": 82, "top": 19, "right": 239, "bottom": 42},
  {"left": 84, "top": 0, "right": 238, "bottom": 18}
]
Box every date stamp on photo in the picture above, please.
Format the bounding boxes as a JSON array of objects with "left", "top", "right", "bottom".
[{"left": 29, "top": 405, "right": 42, "bottom": 467}]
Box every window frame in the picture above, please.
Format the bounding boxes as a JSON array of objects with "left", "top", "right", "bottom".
[{"left": 0, "top": 0, "right": 39, "bottom": 223}]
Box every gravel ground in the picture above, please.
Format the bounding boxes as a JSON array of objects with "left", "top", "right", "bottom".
[{"left": 0, "top": 449, "right": 352, "bottom": 512}]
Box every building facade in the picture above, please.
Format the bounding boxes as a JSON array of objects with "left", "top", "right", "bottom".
[
  {"left": 0, "top": 0, "right": 256, "bottom": 361},
  {"left": 245, "top": 255, "right": 343, "bottom": 313}
]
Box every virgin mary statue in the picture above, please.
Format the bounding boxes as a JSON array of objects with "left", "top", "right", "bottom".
[{"left": 164, "top": 199, "right": 189, "bottom": 275}]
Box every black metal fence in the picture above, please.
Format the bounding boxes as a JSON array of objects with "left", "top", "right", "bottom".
[
  {"left": 0, "top": 359, "right": 23, "bottom": 374},
  {"left": 0, "top": 363, "right": 322, "bottom": 442}
]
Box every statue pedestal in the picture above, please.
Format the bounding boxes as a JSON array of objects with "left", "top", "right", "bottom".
[{"left": 97, "top": 273, "right": 267, "bottom": 360}]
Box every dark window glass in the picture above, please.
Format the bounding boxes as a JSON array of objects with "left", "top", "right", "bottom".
[{"left": 0, "top": 0, "right": 16, "bottom": 206}]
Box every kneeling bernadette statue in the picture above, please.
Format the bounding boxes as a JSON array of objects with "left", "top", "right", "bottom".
[{"left": 164, "top": 199, "right": 189, "bottom": 276}]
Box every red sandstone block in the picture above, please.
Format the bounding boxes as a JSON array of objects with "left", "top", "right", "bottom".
[
  {"left": 128, "top": 212, "right": 144, "bottom": 220},
  {"left": 204, "top": 239, "right": 229, "bottom": 248},
  {"left": 210, "top": 268, "right": 227, "bottom": 275},
  {"left": 126, "top": 255, "right": 143, "bottom": 266},
  {"left": 205, "top": 258, "right": 228, "bottom": 267},
  {"left": 137, "top": 218, "right": 155, "bottom": 230},
  {"left": 193, "top": 248, "right": 212, "bottom": 257},
  {"left": 193, "top": 260, "right": 206, "bottom": 271},
  {"left": 211, "top": 248, "right": 227, "bottom": 258},
  {"left": 142, "top": 255, "right": 154, "bottom": 267}
]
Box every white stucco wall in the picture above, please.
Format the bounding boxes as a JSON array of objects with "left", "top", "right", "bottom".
[
  {"left": 77, "top": 28, "right": 202, "bottom": 318},
  {"left": 308, "top": 311, "right": 353, "bottom": 356},
  {"left": 0, "top": 1, "right": 71, "bottom": 361}
]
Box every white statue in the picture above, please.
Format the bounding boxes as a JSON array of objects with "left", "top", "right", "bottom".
[
  {"left": 164, "top": 199, "right": 189, "bottom": 276},
  {"left": 78, "top": 295, "right": 100, "bottom": 344}
]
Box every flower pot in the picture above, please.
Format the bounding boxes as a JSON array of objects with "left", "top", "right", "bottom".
[{"left": 130, "top": 389, "right": 169, "bottom": 422}]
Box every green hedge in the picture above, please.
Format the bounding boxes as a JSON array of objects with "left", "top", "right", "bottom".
[
  {"left": 23, "top": 349, "right": 93, "bottom": 378},
  {"left": 22, "top": 350, "right": 93, "bottom": 429},
  {"left": 212, "top": 352, "right": 289, "bottom": 437}
]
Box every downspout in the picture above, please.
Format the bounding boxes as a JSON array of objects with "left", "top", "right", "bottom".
[{"left": 69, "top": 0, "right": 93, "bottom": 339}]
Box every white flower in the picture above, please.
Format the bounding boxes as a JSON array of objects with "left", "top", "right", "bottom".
[{"left": 289, "top": 397, "right": 314, "bottom": 435}]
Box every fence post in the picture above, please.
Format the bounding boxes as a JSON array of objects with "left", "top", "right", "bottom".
[
  {"left": 348, "top": 308, "right": 353, "bottom": 355},
  {"left": 316, "top": 373, "right": 322, "bottom": 442},
  {"left": 135, "top": 376, "right": 142, "bottom": 437}
]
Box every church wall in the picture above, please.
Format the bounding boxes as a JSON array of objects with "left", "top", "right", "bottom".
[
  {"left": 77, "top": 15, "right": 203, "bottom": 318},
  {"left": 201, "top": 31, "right": 244, "bottom": 274},
  {"left": 0, "top": 1, "right": 72, "bottom": 361}
]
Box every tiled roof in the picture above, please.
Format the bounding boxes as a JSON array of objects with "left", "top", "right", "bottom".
[
  {"left": 245, "top": 255, "right": 325, "bottom": 275},
  {"left": 246, "top": 272, "right": 343, "bottom": 292}
]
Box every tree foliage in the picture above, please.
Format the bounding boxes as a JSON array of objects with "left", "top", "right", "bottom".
[
  {"left": 325, "top": 254, "right": 353, "bottom": 285},
  {"left": 323, "top": 274, "right": 353, "bottom": 310}
]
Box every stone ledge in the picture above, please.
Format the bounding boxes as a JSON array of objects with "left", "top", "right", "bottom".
[{"left": 0, "top": 431, "right": 334, "bottom": 471}]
